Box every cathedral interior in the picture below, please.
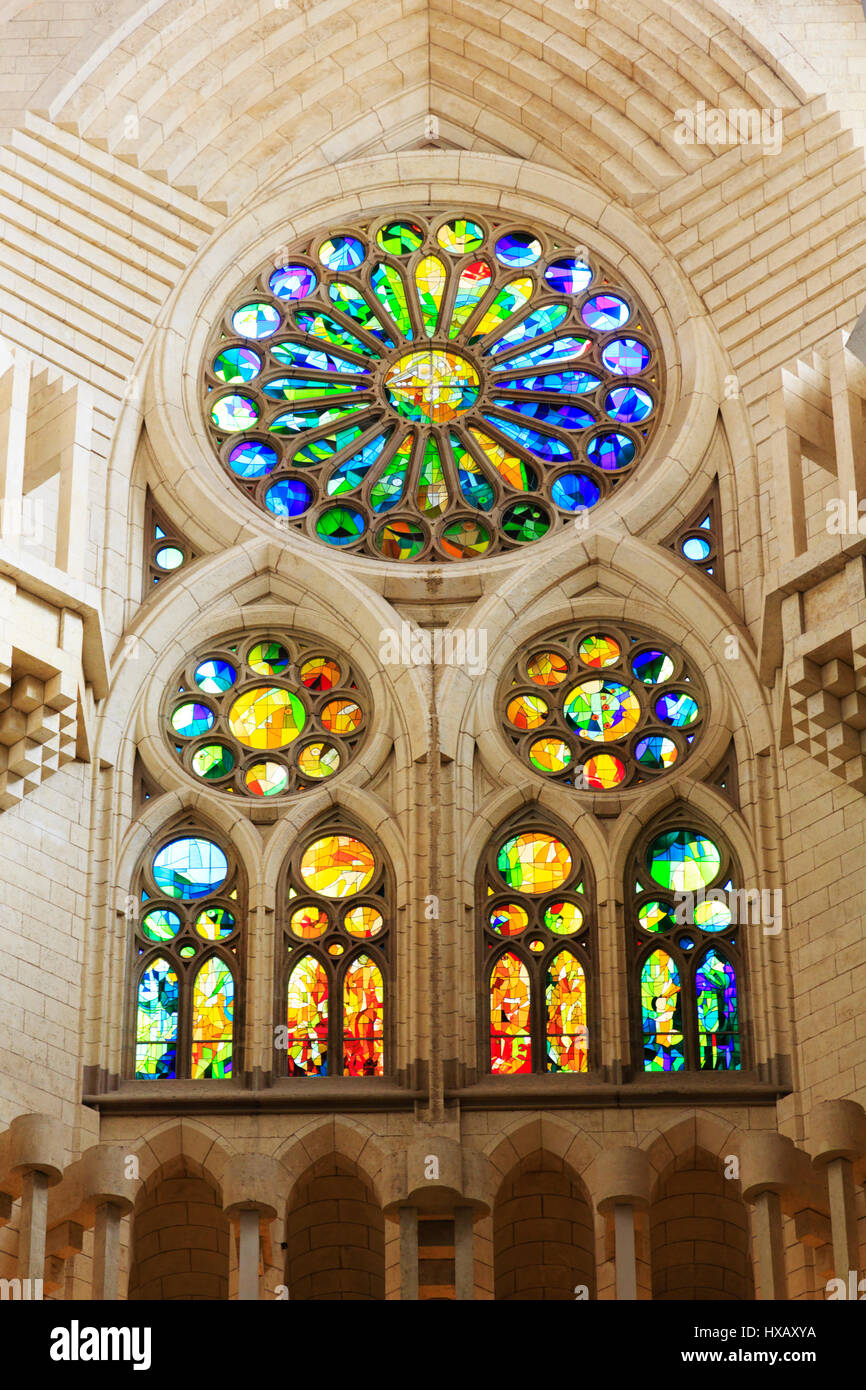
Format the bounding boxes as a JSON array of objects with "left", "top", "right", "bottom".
[{"left": 1, "top": 0, "right": 866, "bottom": 1303}]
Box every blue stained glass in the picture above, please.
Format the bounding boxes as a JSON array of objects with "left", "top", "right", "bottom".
[
  {"left": 269, "top": 264, "right": 317, "bottom": 299},
  {"left": 491, "top": 336, "right": 591, "bottom": 371},
  {"left": 494, "top": 370, "right": 600, "bottom": 394},
  {"left": 212, "top": 347, "right": 261, "bottom": 383},
  {"left": 269, "top": 404, "right": 368, "bottom": 434},
  {"left": 136, "top": 959, "right": 178, "bottom": 1078},
  {"left": 699, "top": 514, "right": 712, "bottom": 529},
  {"left": 495, "top": 231, "right": 542, "bottom": 267},
  {"left": 605, "top": 385, "right": 654, "bottom": 423},
  {"left": 265, "top": 477, "right": 313, "bottom": 517},
  {"left": 544, "top": 258, "right": 593, "bottom": 294},
  {"left": 683, "top": 535, "right": 711, "bottom": 561},
  {"left": 488, "top": 304, "right": 569, "bottom": 354},
  {"left": 327, "top": 282, "right": 395, "bottom": 345},
  {"left": 327, "top": 432, "right": 391, "bottom": 495},
  {"left": 483, "top": 414, "right": 573, "bottom": 461},
  {"left": 261, "top": 377, "right": 366, "bottom": 399},
  {"left": 195, "top": 659, "right": 236, "bottom": 693},
  {"left": 551, "top": 472, "right": 600, "bottom": 511},
  {"left": 632, "top": 649, "right": 674, "bottom": 684},
  {"left": 271, "top": 342, "right": 370, "bottom": 374},
  {"left": 492, "top": 398, "right": 595, "bottom": 431},
  {"left": 581, "top": 295, "right": 630, "bottom": 331},
  {"left": 451, "top": 432, "right": 495, "bottom": 511},
  {"left": 655, "top": 692, "right": 699, "bottom": 727},
  {"left": 152, "top": 837, "right": 228, "bottom": 900},
  {"left": 586, "top": 431, "right": 636, "bottom": 471},
  {"left": 601, "top": 337, "right": 650, "bottom": 375},
  {"left": 228, "top": 440, "right": 279, "bottom": 478},
  {"left": 696, "top": 949, "right": 740, "bottom": 1070},
  {"left": 318, "top": 235, "right": 365, "bottom": 271},
  {"left": 232, "top": 302, "right": 281, "bottom": 338}
]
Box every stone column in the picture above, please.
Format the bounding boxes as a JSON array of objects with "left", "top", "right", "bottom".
[
  {"left": 399, "top": 1207, "right": 419, "bottom": 1300},
  {"left": 9, "top": 1114, "right": 65, "bottom": 1287},
  {"left": 80, "top": 1144, "right": 139, "bottom": 1300},
  {"left": 740, "top": 1132, "right": 801, "bottom": 1300},
  {"left": 810, "top": 1100, "right": 866, "bottom": 1284},
  {"left": 593, "top": 1147, "right": 652, "bottom": 1300},
  {"left": 221, "top": 1155, "right": 284, "bottom": 1302},
  {"left": 454, "top": 1205, "right": 474, "bottom": 1300}
]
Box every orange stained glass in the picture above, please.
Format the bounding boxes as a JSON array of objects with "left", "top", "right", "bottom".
[
  {"left": 286, "top": 954, "right": 328, "bottom": 1075},
  {"left": 297, "top": 741, "right": 340, "bottom": 779},
  {"left": 528, "top": 736, "right": 572, "bottom": 774},
  {"left": 343, "top": 904, "right": 384, "bottom": 937},
  {"left": 343, "top": 953, "right": 384, "bottom": 1076},
  {"left": 506, "top": 693, "right": 548, "bottom": 730},
  {"left": 191, "top": 957, "right": 233, "bottom": 1079},
  {"left": 526, "top": 650, "right": 569, "bottom": 686},
  {"left": 490, "top": 951, "right": 532, "bottom": 1074},
  {"left": 290, "top": 904, "right": 329, "bottom": 939},
  {"left": 320, "top": 698, "right": 363, "bottom": 734},
  {"left": 578, "top": 633, "right": 621, "bottom": 668},
  {"left": 582, "top": 752, "right": 627, "bottom": 789},
  {"left": 228, "top": 685, "right": 306, "bottom": 748},
  {"left": 300, "top": 834, "right": 375, "bottom": 897},
  {"left": 545, "top": 950, "right": 588, "bottom": 1072},
  {"left": 497, "top": 832, "right": 572, "bottom": 893},
  {"left": 300, "top": 656, "right": 342, "bottom": 690},
  {"left": 489, "top": 901, "right": 529, "bottom": 936},
  {"left": 467, "top": 427, "right": 534, "bottom": 492},
  {"left": 544, "top": 900, "right": 584, "bottom": 934}
]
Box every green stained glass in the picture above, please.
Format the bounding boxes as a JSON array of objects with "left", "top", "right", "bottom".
[
  {"left": 269, "top": 403, "right": 368, "bottom": 434},
  {"left": 294, "top": 309, "right": 380, "bottom": 356},
  {"left": 415, "top": 436, "right": 450, "bottom": 517},
  {"left": 377, "top": 220, "right": 424, "bottom": 255},
  {"left": 370, "top": 435, "right": 412, "bottom": 512},
  {"left": 261, "top": 376, "right": 363, "bottom": 401},
  {"left": 469, "top": 277, "right": 534, "bottom": 344},
  {"left": 191, "top": 744, "right": 235, "bottom": 780},
  {"left": 328, "top": 281, "right": 395, "bottom": 345},
  {"left": 502, "top": 501, "right": 550, "bottom": 543},
  {"left": 292, "top": 424, "right": 364, "bottom": 466},
  {"left": 141, "top": 908, "right": 181, "bottom": 941},
  {"left": 327, "top": 431, "right": 391, "bottom": 495},
  {"left": 315, "top": 506, "right": 366, "bottom": 545},
  {"left": 647, "top": 829, "right": 722, "bottom": 893},
  {"left": 437, "top": 218, "right": 485, "bottom": 254},
  {"left": 373, "top": 518, "right": 426, "bottom": 560},
  {"left": 371, "top": 263, "right": 413, "bottom": 338},
  {"left": 450, "top": 432, "right": 494, "bottom": 511}
]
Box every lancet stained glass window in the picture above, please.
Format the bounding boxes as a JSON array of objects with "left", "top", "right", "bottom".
[
  {"left": 202, "top": 211, "right": 663, "bottom": 560},
  {"left": 630, "top": 821, "right": 743, "bottom": 1072},
  {"left": 132, "top": 830, "right": 241, "bottom": 1078},
  {"left": 499, "top": 621, "right": 704, "bottom": 790},
  {"left": 480, "top": 817, "right": 593, "bottom": 1075},
  {"left": 281, "top": 826, "right": 389, "bottom": 1076},
  {"left": 162, "top": 630, "right": 368, "bottom": 798}
]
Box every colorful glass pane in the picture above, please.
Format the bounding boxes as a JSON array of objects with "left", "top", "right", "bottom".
[
  {"left": 582, "top": 295, "right": 630, "bottom": 331},
  {"left": 415, "top": 436, "right": 450, "bottom": 515},
  {"left": 655, "top": 692, "right": 699, "bottom": 727},
  {"left": 211, "top": 394, "right": 258, "bottom": 432},
  {"left": 696, "top": 949, "right": 740, "bottom": 1070},
  {"left": 527, "top": 650, "right": 569, "bottom": 685},
  {"left": 213, "top": 347, "right": 261, "bottom": 383},
  {"left": 631, "top": 649, "right": 674, "bottom": 684},
  {"left": 544, "top": 901, "right": 583, "bottom": 934},
  {"left": 171, "top": 702, "right": 214, "bottom": 738},
  {"left": 385, "top": 351, "right": 479, "bottom": 424},
  {"left": 377, "top": 221, "right": 424, "bottom": 255},
  {"left": 245, "top": 760, "right": 289, "bottom": 796},
  {"left": 529, "top": 736, "right": 572, "bottom": 773},
  {"left": 152, "top": 838, "right": 227, "bottom": 899},
  {"left": 195, "top": 658, "right": 237, "bottom": 693},
  {"left": 195, "top": 906, "right": 235, "bottom": 940},
  {"left": 437, "top": 218, "right": 484, "bottom": 254},
  {"left": 489, "top": 902, "right": 529, "bottom": 936},
  {"left": 232, "top": 302, "right": 280, "bottom": 338},
  {"left": 506, "top": 693, "right": 548, "bottom": 729},
  {"left": 546, "top": 951, "right": 588, "bottom": 1072},
  {"left": 300, "top": 657, "right": 341, "bottom": 690},
  {"left": 290, "top": 905, "right": 329, "bottom": 939},
  {"left": 495, "top": 231, "right": 542, "bottom": 268},
  {"left": 497, "top": 832, "right": 571, "bottom": 893},
  {"left": 300, "top": 835, "right": 375, "bottom": 897},
  {"left": 265, "top": 478, "right": 313, "bottom": 517},
  {"left": 563, "top": 680, "right": 641, "bottom": 741},
  {"left": 248, "top": 641, "right": 290, "bottom": 675},
  {"left": 370, "top": 434, "right": 412, "bottom": 512},
  {"left": 582, "top": 752, "right": 626, "bottom": 789},
  {"left": 638, "top": 899, "right": 676, "bottom": 933},
  {"left": 141, "top": 909, "right": 180, "bottom": 942},
  {"left": 228, "top": 440, "right": 278, "bottom": 478},
  {"left": 287, "top": 955, "right": 329, "bottom": 1075},
  {"left": 344, "top": 905, "right": 384, "bottom": 938},
  {"left": 269, "top": 264, "right": 317, "bottom": 299},
  {"left": 316, "top": 506, "right": 366, "bottom": 545},
  {"left": 415, "top": 255, "right": 447, "bottom": 336},
  {"left": 371, "top": 262, "right": 413, "bottom": 338},
  {"left": 634, "top": 735, "right": 678, "bottom": 770},
  {"left": 578, "top": 634, "right": 621, "bottom": 667},
  {"left": 467, "top": 427, "right": 537, "bottom": 491},
  {"left": 191, "top": 958, "right": 233, "bottom": 1078},
  {"left": 191, "top": 743, "right": 234, "bottom": 780},
  {"left": 586, "top": 431, "right": 636, "bottom": 471},
  {"left": 601, "top": 337, "right": 650, "bottom": 375},
  {"left": 641, "top": 949, "right": 684, "bottom": 1071},
  {"left": 228, "top": 687, "right": 306, "bottom": 748},
  {"left": 449, "top": 260, "right": 493, "bottom": 337},
  {"left": 440, "top": 518, "right": 491, "bottom": 558},
  {"left": 373, "top": 518, "right": 425, "bottom": 560},
  {"left": 469, "top": 277, "right": 534, "bottom": 343},
  {"left": 647, "top": 830, "right": 721, "bottom": 892},
  {"left": 135, "top": 958, "right": 178, "bottom": 1078},
  {"left": 343, "top": 955, "right": 384, "bottom": 1076},
  {"left": 544, "top": 258, "right": 593, "bottom": 294},
  {"left": 328, "top": 281, "right": 394, "bottom": 345},
  {"left": 490, "top": 952, "right": 532, "bottom": 1074},
  {"left": 318, "top": 235, "right": 365, "bottom": 271}
]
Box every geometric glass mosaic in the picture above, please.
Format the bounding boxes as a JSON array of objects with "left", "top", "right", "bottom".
[{"left": 202, "top": 211, "right": 663, "bottom": 561}]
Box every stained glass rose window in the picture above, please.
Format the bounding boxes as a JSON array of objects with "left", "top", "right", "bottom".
[{"left": 202, "top": 212, "right": 663, "bottom": 560}]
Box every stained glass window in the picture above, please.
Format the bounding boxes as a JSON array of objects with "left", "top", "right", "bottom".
[
  {"left": 480, "top": 818, "right": 592, "bottom": 1075},
  {"left": 202, "top": 211, "right": 662, "bottom": 560},
  {"left": 282, "top": 825, "right": 389, "bottom": 1076},
  {"left": 132, "top": 831, "right": 241, "bottom": 1079},
  {"left": 163, "top": 630, "right": 367, "bottom": 798},
  {"left": 499, "top": 621, "right": 704, "bottom": 790},
  {"left": 630, "top": 821, "right": 743, "bottom": 1072}
]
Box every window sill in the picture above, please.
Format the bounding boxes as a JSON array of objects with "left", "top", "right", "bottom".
[
  {"left": 446, "top": 1072, "right": 790, "bottom": 1108},
  {"left": 83, "top": 1077, "right": 424, "bottom": 1114}
]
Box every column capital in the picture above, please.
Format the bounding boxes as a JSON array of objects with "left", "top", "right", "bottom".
[
  {"left": 221, "top": 1153, "right": 285, "bottom": 1222},
  {"left": 809, "top": 1100, "right": 866, "bottom": 1165},
  {"left": 739, "top": 1131, "right": 801, "bottom": 1202},
  {"left": 80, "top": 1144, "right": 139, "bottom": 1216},
  {"left": 8, "top": 1113, "right": 65, "bottom": 1187},
  {"left": 383, "top": 1138, "right": 492, "bottom": 1218},
  {"left": 591, "top": 1145, "right": 652, "bottom": 1212}
]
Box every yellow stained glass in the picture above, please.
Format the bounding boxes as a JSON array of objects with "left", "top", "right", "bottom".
[
  {"left": 527, "top": 650, "right": 569, "bottom": 686},
  {"left": 297, "top": 741, "right": 340, "bottom": 779},
  {"left": 228, "top": 686, "right": 306, "bottom": 748},
  {"left": 497, "top": 832, "right": 572, "bottom": 893},
  {"left": 578, "top": 633, "right": 621, "bottom": 668},
  {"left": 415, "top": 255, "right": 447, "bottom": 335},
  {"left": 506, "top": 693, "right": 548, "bottom": 730},
  {"left": 300, "top": 834, "right": 376, "bottom": 897},
  {"left": 344, "top": 904, "right": 384, "bottom": 937},
  {"left": 290, "top": 905, "right": 329, "bottom": 938},
  {"left": 320, "top": 699, "right": 362, "bottom": 735},
  {"left": 384, "top": 349, "right": 479, "bottom": 425},
  {"left": 529, "top": 736, "right": 572, "bottom": 774},
  {"left": 544, "top": 900, "right": 584, "bottom": 934},
  {"left": 489, "top": 901, "right": 529, "bottom": 936},
  {"left": 467, "top": 426, "right": 534, "bottom": 491},
  {"left": 582, "top": 752, "right": 627, "bottom": 789}
]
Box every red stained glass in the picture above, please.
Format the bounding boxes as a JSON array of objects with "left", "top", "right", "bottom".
[
  {"left": 343, "top": 953, "right": 384, "bottom": 1076},
  {"left": 490, "top": 951, "right": 532, "bottom": 1074}
]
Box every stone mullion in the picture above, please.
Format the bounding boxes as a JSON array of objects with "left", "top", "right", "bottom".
[
  {"left": 598, "top": 887, "right": 627, "bottom": 1079},
  {"left": 246, "top": 876, "right": 271, "bottom": 1085}
]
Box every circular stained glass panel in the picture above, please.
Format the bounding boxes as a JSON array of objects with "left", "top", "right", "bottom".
[
  {"left": 204, "top": 212, "right": 663, "bottom": 560},
  {"left": 152, "top": 837, "right": 228, "bottom": 899},
  {"left": 300, "top": 834, "right": 376, "bottom": 897},
  {"left": 647, "top": 829, "right": 722, "bottom": 892},
  {"left": 496, "top": 832, "right": 572, "bottom": 893},
  {"left": 564, "top": 680, "right": 641, "bottom": 742}
]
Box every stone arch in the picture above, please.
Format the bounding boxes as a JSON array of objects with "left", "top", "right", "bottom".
[
  {"left": 285, "top": 1152, "right": 386, "bottom": 1301},
  {"left": 273, "top": 1117, "right": 390, "bottom": 1211},
  {"left": 492, "top": 1148, "right": 597, "bottom": 1301}
]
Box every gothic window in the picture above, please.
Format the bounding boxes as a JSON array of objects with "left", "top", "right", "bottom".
[
  {"left": 280, "top": 823, "right": 390, "bottom": 1077},
  {"left": 629, "top": 820, "right": 744, "bottom": 1073},
  {"left": 479, "top": 815, "right": 594, "bottom": 1075},
  {"left": 162, "top": 630, "right": 368, "bottom": 799},
  {"left": 201, "top": 211, "right": 663, "bottom": 561},
  {"left": 132, "top": 829, "right": 242, "bottom": 1079},
  {"left": 498, "top": 622, "right": 705, "bottom": 790}
]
